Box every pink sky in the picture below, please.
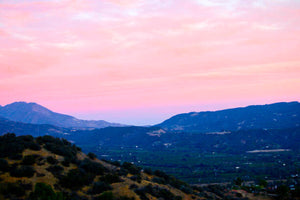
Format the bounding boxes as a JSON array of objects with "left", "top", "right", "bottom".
[{"left": 0, "top": 0, "right": 300, "bottom": 125}]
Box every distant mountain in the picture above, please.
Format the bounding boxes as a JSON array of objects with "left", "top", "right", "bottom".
[
  {"left": 0, "top": 102, "right": 124, "bottom": 129},
  {"left": 0, "top": 117, "right": 70, "bottom": 137},
  {"left": 157, "top": 101, "right": 300, "bottom": 133}
]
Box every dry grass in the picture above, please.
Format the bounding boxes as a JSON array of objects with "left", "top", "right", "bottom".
[{"left": 1, "top": 146, "right": 205, "bottom": 200}]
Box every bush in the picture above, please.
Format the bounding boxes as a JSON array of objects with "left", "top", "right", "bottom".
[
  {"left": 122, "top": 162, "right": 141, "bottom": 175},
  {"left": 46, "top": 165, "right": 64, "bottom": 177},
  {"left": 129, "top": 184, "right": 138, "bottom": 190},
  {"left": 0, "top": 158, "right": 9, "bottom": 172},
  {"left": 143, "top": 168, "right": 153, "bottom": 175},
  {"left": 37, "top": 136, "right": 78, "bottom": 161},
  {"left": 130, "top": 175, "right": 142, "bottom": 183},
  {"left": 59, "top": 168, "right": 95, "bottom": 190},
  {"left": 79, "top": 159, "right": 105, "bottom": 175},
  {"left": 0, "top": 182, "right": 25, "bottom": 197},
  {"left": 9, "top": 154, "right": 23, "bottom": 160},
  {"left": 152, "top": 177, "right": 166, "bottom": 184},
  {"left": 61, "top": 157, "right": 70, "bottom": 167},
  {"left": 47, "top": 156, "right": 58, "bottom": 164},
  {"left": 88, "top": 152, "right": 97, "bottom": 160},
  {"left": 18, "top": 181, "right": 33, "bottom": 191},
  {"left": 10, "top": 165, "right": 35, "bottom": 178},
  {"left": 117, "top": 168, "right": 128, "bottom": 176},
  {"left": 29, "top": 182, "right": 64, "bottom": 200},
  {"left": 135, "top": 184, "right": 178, "bottom": 200},
  {"left": 29, "top": 143, "right": 41, "bottom": 151},
  {"left": 118, "top": 196, "right": 135, "bottom": 200},
  {"left": 22, "top": 155, "right": 39, "bottom": 165},
  {"left": 154, "top": 170, "right": 169, "bottom": 179},
  {"left": 0, "top": 134, "right": 39, "bottom": 159},
  {"left": 93, "top": 191, "right": 114, "bottom": 200},
  {"left": 88, "top": 181, "right": 112, "bottom": 195},
  {"left": 99, "top": 173, "right": 122, "bottom": 184}
]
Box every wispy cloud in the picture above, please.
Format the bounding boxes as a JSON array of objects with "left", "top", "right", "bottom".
[{"left": 0, "top": 0, "right": 299, "bottom": 124}]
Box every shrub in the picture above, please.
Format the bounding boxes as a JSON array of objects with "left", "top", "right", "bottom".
[
  {"left": 18, "top": 181, "right": 33, "bottom": 190},
  {"left": 59, "top": 168, "right": 95, "bottom": 190},
  {"left": 79, "top": 159, "right": 105, "bottom": 175},
  {"left": 61, "top": 157, "right": 70, "bottom": 167},
  {"left": 143, "top": 168, "right": 153, "bottom": 175},
  {"left": 129, "top": 184, "right": 138, "bottom": 190},
  {"left": 22, "top": 155, "right": 39, "bottom": 165},
  {"left": 9, "top": 154, "right": 23, "bottom": 160},
  {"left": 88, "top": 181, "right": 112, "bottom": 195},
  {"left": 29, "top": 143, "right": 41, "bottom": 151},
  {"left": 122, "top": 162, "right": 141, "bottom": 175},
  {"left": 88, "top": 152, "right": 97, "bottom": 160},
  {"left": 0, "top": 182, "right": 25, "bottom": 197},
  {"left": 135, "top": 184, "right": 178, "bottom": 200},
  {"left": 130, "top": 174, "right": 142, "bottom": 183},
  {"left": 0, "top": 134, "right": 40, "bottom": 159},
  {"left": 99, "top": 174, "right": 122, "bottom": 184},
  {"left": 46, "top": 165, "right": 64, "bottom": 177},
  {"left": 0, "top": 158, "right": 9, "bottom": 172},
  {"left": 10, "top": 165, "right": 35, "bottom": 178},
  {"left": 152, "top": 177, "right": 166, "bottom": 184},
  {"left": 37, "top": 136, "right": 78, "bottom": 161},
  {"left": 29, "top": 182, "right": 64, "bottom": 200},
  {"left": 47, "top": 156, "right": 58, "bottom": 164},
  {"left": 118, "top": 196, "right": 135, "bottom": 200},
  {"left": 117, "top": 168, "right": 128, "bottom": 176},
  {"left": 93, "top": 191, "right": 113, "bottom": 200},
  {"left": 154, "top": 170, "right": 169, "bottom": 179}
]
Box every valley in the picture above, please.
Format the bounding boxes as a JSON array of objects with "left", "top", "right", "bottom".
[{"left": 0, "top": 101, "right": 299, "bottom": 185}]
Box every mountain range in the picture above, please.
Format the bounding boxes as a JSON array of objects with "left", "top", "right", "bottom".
[
  {"left": 0, "top": 101, "right": 299, "bottom": 183},
  {"left": 0, "top": 102, "right": 123, "bottom": 129},
  {"left": 1, "top": 101, "right": 300, "bottom": 132},
  {"left": 158, "top": 101, "right": 300, "bottom": 132}
]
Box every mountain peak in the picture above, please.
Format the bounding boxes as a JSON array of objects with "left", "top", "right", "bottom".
[{"left": 0, "top": 101, "right": 123, "bottom": 129}]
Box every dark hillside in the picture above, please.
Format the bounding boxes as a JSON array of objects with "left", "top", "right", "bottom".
[
  {"left": 157, "top": 102, "right": 300, "bottom": 132},
  {"left": 1, "top": 133, "right": 231, "bottom": 200}
]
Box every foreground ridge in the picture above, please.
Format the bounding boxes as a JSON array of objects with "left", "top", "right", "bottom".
[{"left": 0, "top": 133, "right": 205, "bottom": 200}]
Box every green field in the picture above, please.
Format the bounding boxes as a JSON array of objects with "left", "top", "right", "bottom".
[{"left": 92, "top": 147, "right": 300, "bottom": 184}]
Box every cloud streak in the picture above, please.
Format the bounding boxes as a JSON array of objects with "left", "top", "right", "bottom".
[{"left": 0, "top": 0, "right": 299, "bottom": 124}]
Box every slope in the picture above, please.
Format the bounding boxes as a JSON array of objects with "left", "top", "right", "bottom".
[
  {"left": 0, "top": 133, "right": 231, "bottom": 200},
  {"left": 0, "top": 102, "right": 123, "bottom": 129},
  {"left": 157, "top": 101, "right": 300, "bottom": 132}
]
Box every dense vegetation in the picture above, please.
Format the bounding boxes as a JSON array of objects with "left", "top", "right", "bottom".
[
  {"left": 0, "top": 133, "right": 213, "bottom": 200},
  {"left": 74, "top": 127, "right": 300, "bottom": 183}
]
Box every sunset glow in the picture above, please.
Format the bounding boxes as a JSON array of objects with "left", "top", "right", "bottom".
[{"left": 1, "top": 0, "right": 300, "bottom": 124}]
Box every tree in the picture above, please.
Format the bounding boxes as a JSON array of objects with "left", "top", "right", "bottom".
[{"left": 234, "top": 177, "right": 243, "bottom": 186}]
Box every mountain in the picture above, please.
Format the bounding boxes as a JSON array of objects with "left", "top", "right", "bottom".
[
  {"left": 0, "top": 102, "right": 124, "bottom": 129},
  {"left": 0, "top": 117, "right": 70, "bottom": 137},
  {"left": 0, "top": 133, "right": 230, "bottom": 200},
  {"left": 157, "top": 101, "right": 300, "bottom": 133}
]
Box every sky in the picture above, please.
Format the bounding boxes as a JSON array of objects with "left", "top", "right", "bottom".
[{"left": 0, "top": 0, "right": 300, "bottom": 125}]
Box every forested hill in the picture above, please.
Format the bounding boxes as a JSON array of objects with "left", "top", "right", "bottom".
[
  {"left": 157, "top": 101, "right": 300, "bottom": 132},
  {"left": 0, "top": 133, "right": 212, "bottom": 200}
]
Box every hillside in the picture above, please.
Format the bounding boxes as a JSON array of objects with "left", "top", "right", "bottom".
[
  {"left": 157, "top": 102, "right": 300, "bottom": 132},
  {"left": 0, "top": 102, "right": 123, "bottom": 129},
  {"left": 0, "top": 117, "right": 70, "bottom": 137},
  {"left": 1, "top": 116, "right": 299, "bottom": 184},
  {"left": 0, "top": 133, "right": 257, "bottom": 200},
  {"left": 0, "top": 133, "right": 206, "bottom": 200}
]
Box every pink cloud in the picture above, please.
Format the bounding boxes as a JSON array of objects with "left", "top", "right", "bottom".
[{"left": 0, "top": 0, "right": 299, "bottom": 124}]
